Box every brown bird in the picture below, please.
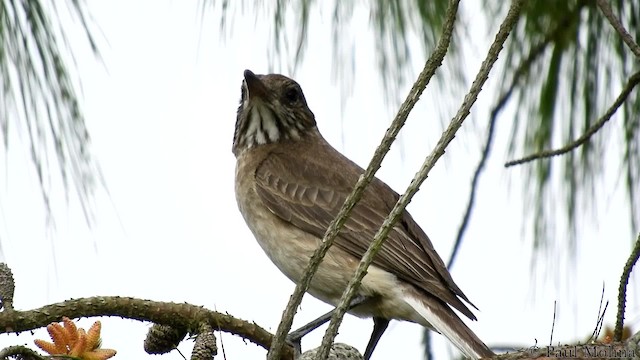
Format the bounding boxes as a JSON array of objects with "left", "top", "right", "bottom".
[{"left": 233, "top": 69, "right": 493, "bottom": 359}]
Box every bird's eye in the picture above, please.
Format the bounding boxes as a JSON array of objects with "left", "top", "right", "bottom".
[{"left": 285, "top": 87, "right": 300, "bottom": 104}]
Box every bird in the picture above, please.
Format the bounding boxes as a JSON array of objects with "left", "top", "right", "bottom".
[{"left": 233, "top": 69, "right": 494, "bottom": 359}]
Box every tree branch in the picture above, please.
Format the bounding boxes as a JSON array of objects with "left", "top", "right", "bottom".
[
  {"left": 596, "top": 0, "right": 640, "bottom": 58},
  {"left": 266, "top": 0, "right": 464, "bottom": 357},
  {"left": 0, "top": 296, "right": 294, "bottom": 360},
  {"left": 615, "top": 232, "right": 640, "bottom": 342},
  {"left": 505, "top": 71, "right": 640, "bottom": 167},
  {"left": 314, "top": 0, "right": 528, "bottom": 358},
  {"left": 0, "top": 295, "right": 637, "bottom": 360}
]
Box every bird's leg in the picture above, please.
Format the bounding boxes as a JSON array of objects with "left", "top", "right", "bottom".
[
  {"left": 363, "top": 317, "right": 390, "bottom": 360},
  {"left": 286, "top": 295, "right": 367, "bottom": 355}
]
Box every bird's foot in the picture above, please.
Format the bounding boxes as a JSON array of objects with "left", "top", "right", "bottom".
[
  {"left": 285, "top": 295, "right": 368, "bottom": 356},
  {"left": 285, "top": 335, "right": 303, "bottom": 359}
]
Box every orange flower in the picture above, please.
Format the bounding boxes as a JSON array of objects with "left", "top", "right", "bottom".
[{"left": 34, "top": 317, "right": 116, "bottom": 360}]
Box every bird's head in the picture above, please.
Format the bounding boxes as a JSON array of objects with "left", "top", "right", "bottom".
[{"left": 233, "top": 70, "right": 317, "bottom": 156}]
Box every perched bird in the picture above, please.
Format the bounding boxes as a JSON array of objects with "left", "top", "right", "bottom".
[{"left": 233, "top": 69, "right": 493, "bottom": 359}]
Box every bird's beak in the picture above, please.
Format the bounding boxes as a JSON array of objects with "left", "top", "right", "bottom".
[{"left": 244, "top": 69, "right": 269, "bottom": 101}]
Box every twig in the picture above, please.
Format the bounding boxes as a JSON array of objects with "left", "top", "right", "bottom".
[
  {"left": 549, "top": 301, "right": 557, "bottom": 346},
  {"left": 588, "top": 283, "right": 607, "bottom": 342},
  {"left": 615, "top": 232, "right": 640, "bottom": 341},
  {"left": 596, "top": 0, "right": 640, "bottom": 58},
  {"left": 505, "top": 71, "right": 640, "bottom": 167},
  {"left": 213, "top": 305, "right": 228, "bottom": 360},
  {"left": 0, "top": 296, "right": 294, "bottom": 359},
  {"left": 448, "top": 5, "right": 576, "bottom": 267},
  {"left": 449, "top": 4, "right": 584, "bottom": 268},
  {"left": 595, "top": 301, "right": 608, "bottom": 341},
  {"left": 314, "top": 0, "right": 528, "bottom": 358},
  {"left": 265, "top": 0, "right": 463, "bottom": 357}
]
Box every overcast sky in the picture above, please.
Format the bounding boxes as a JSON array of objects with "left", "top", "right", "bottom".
[{"left": 0, "top": 1, "right": 637, "bottom": 359}]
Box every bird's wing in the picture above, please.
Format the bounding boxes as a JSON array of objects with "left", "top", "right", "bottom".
[{"left": 254, "top": 143, "right": 477, "bottom": 319}]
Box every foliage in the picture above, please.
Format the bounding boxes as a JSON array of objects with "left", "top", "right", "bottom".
[{"left": 0, "top": 0, "right": 100, "bottom": 220}]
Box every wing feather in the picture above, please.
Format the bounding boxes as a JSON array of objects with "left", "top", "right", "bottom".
[{"left": 255, "top": 147, "right": 477, "bottom": 319}]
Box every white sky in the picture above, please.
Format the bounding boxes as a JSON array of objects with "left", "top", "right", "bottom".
[{"left": 0, "top": 1, "right": 637, "bottom": 359}]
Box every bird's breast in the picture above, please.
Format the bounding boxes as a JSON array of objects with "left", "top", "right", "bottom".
[
  {"left": 234, "top": 153, "right": 419, "bottom": 323},
  {"left": 235, "top": 155, "right": 350, "bottom": 300}
]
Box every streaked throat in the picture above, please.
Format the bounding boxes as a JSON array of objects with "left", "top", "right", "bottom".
[
  {"left": 233, "top": 101, "right": 301, "bottom": 155},
  {"left": 246, "top": 101, "right": 282, "bottom": 145}
]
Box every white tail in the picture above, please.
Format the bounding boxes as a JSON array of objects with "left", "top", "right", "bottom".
[{"left": 403, "top": 295, "right": 493, "bottom": 359}]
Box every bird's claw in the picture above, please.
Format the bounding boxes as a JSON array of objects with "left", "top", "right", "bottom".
[{"left": 285, "top": 333, "right": 303, "bottom": 359}]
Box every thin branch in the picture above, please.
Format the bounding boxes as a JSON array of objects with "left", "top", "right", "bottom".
[
  {"left": 505, "top": 71, "right": 640, "bottom": 167},
  {"left": 0, "top": 296, "right": 294, "bottom": 360},
  {"left": 448, "top": 74, "right": 507, "bottom": 269},
  {"left": 448, "top": 12, "right": 566, "bottom": 268},
  {"left": 594, "top": 301, "right": 608, "bottom": 341},
  {"left": 449, "top": 4, "right": 584, "bottom": 268},
  {"left": 0, "top": 263, "right": 15, "bottom": 311},
  {"left": 314, "top": 0, "right": 528, "bottom": 358},
  {"left": 265, "top": 0, "right": 463, "bottom": 357},
  {"left": 596, "top": 0, "right": 640, "bottom": 58},
  {"left": 615, "top": 232, "right": 640, "bottom": 342},
  {"left": 588, "top": 283, "right": 607, "bottom": 342},
  {"left": 549, "top": 301, "right": 557, "bottom": 346}
]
